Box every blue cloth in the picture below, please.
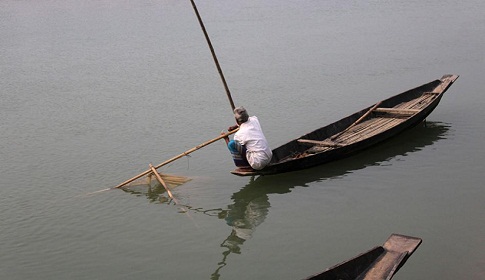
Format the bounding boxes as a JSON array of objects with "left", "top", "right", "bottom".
[{"left": 228, "top": 140, "right": 250, "bottom": 167}]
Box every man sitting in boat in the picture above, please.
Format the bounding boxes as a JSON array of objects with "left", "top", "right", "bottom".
[{"left": 223, "top": 106, "right": 272, "bottom": 171}]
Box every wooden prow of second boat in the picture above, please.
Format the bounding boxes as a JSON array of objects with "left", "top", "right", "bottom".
[{"left": 303, "top": 233, "right": 422, "bottom": 280}]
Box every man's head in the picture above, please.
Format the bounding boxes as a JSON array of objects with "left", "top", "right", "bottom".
[{"left": 234, "top": 106, "right": 249, "bottom": 124}]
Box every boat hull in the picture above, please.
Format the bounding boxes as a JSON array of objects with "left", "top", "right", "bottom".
[
  {"left": 303, "top": 234, "right": 422, "bottom": 280},
  {"left": 232, "top": 74, "right": 458, "bottom": 176}
]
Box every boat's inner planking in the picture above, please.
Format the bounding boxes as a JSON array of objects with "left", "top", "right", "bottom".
[{"left": 291, "top": 89, "right": 443, "bottom": 160}]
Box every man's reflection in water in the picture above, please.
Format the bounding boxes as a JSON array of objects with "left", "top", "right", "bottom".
[
  {"left": 211, "top": 199, "right": 269, "bottom": 279},
  {"left": 222, "top": 190, "right": 269, "bottom": 250},
  {"left": 211, "top": 177, "right": 287, "bottom": 280}
]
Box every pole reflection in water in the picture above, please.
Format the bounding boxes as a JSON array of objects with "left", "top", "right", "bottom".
[{"left": 122, "top": 122, "right": 449, "bottom": 279}]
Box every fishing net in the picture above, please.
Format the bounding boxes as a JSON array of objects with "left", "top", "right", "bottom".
[{"left": 124, "top": 172, "right": 191, "bottom": 189}]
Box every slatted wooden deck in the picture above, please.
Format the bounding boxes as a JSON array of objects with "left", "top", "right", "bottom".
[{"left": 300, "top": 91, "right": 442, "bottom": 155}]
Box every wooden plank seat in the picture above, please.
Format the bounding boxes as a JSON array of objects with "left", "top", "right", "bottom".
[
  {"left": 374, "top": 108, "right": 420, "bottom": 114},
  {"left": 297, "top": 139, "right": 345, "bottom": 148},
  {"left": 374, "top": 108, "right": 420, "bottom": 119}
]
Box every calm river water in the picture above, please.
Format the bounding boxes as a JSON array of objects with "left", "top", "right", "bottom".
[{"left": 1, "top": 0, "right": 484, "bottom": 279}]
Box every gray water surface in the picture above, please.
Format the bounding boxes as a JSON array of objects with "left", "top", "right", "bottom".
[{"left": 1, "top": 0, "right": 484, "bottom": 279}]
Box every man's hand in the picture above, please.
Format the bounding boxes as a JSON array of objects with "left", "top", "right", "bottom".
[
  {"left": 228, "top": 125, "right": 238, "bottom": 131},
  {"left": 221, "top": 130, "right": 230, "bottom": 145}
]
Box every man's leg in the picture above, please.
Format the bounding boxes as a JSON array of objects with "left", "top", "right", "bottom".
[{"left": 228, "top": 140, "right": 251, "bottom": 168}]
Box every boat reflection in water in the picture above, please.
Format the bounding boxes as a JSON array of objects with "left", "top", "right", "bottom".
[{"left": 122, "top": 122, "right": 449, "bottom": 279}]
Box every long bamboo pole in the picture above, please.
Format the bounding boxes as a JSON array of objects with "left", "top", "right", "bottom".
[
  {"left": 149, "top": 165, "right": 197, "bottom": 226},
  {"left": 113, "top": 129, "right": 238, "bottom": 189},
  {"left": 149, "top": 163, "right": 178, "bottom": 203},
  {"left": 189, "top": 0, "right": 235, "bottom": 111}
]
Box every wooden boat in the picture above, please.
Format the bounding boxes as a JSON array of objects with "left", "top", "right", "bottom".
[
  {"left": 232, "top": 74, "right": 459, "bottom": 176},
  {"left": 303, "top": 233, "right": 422, "bottom": 280}
]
